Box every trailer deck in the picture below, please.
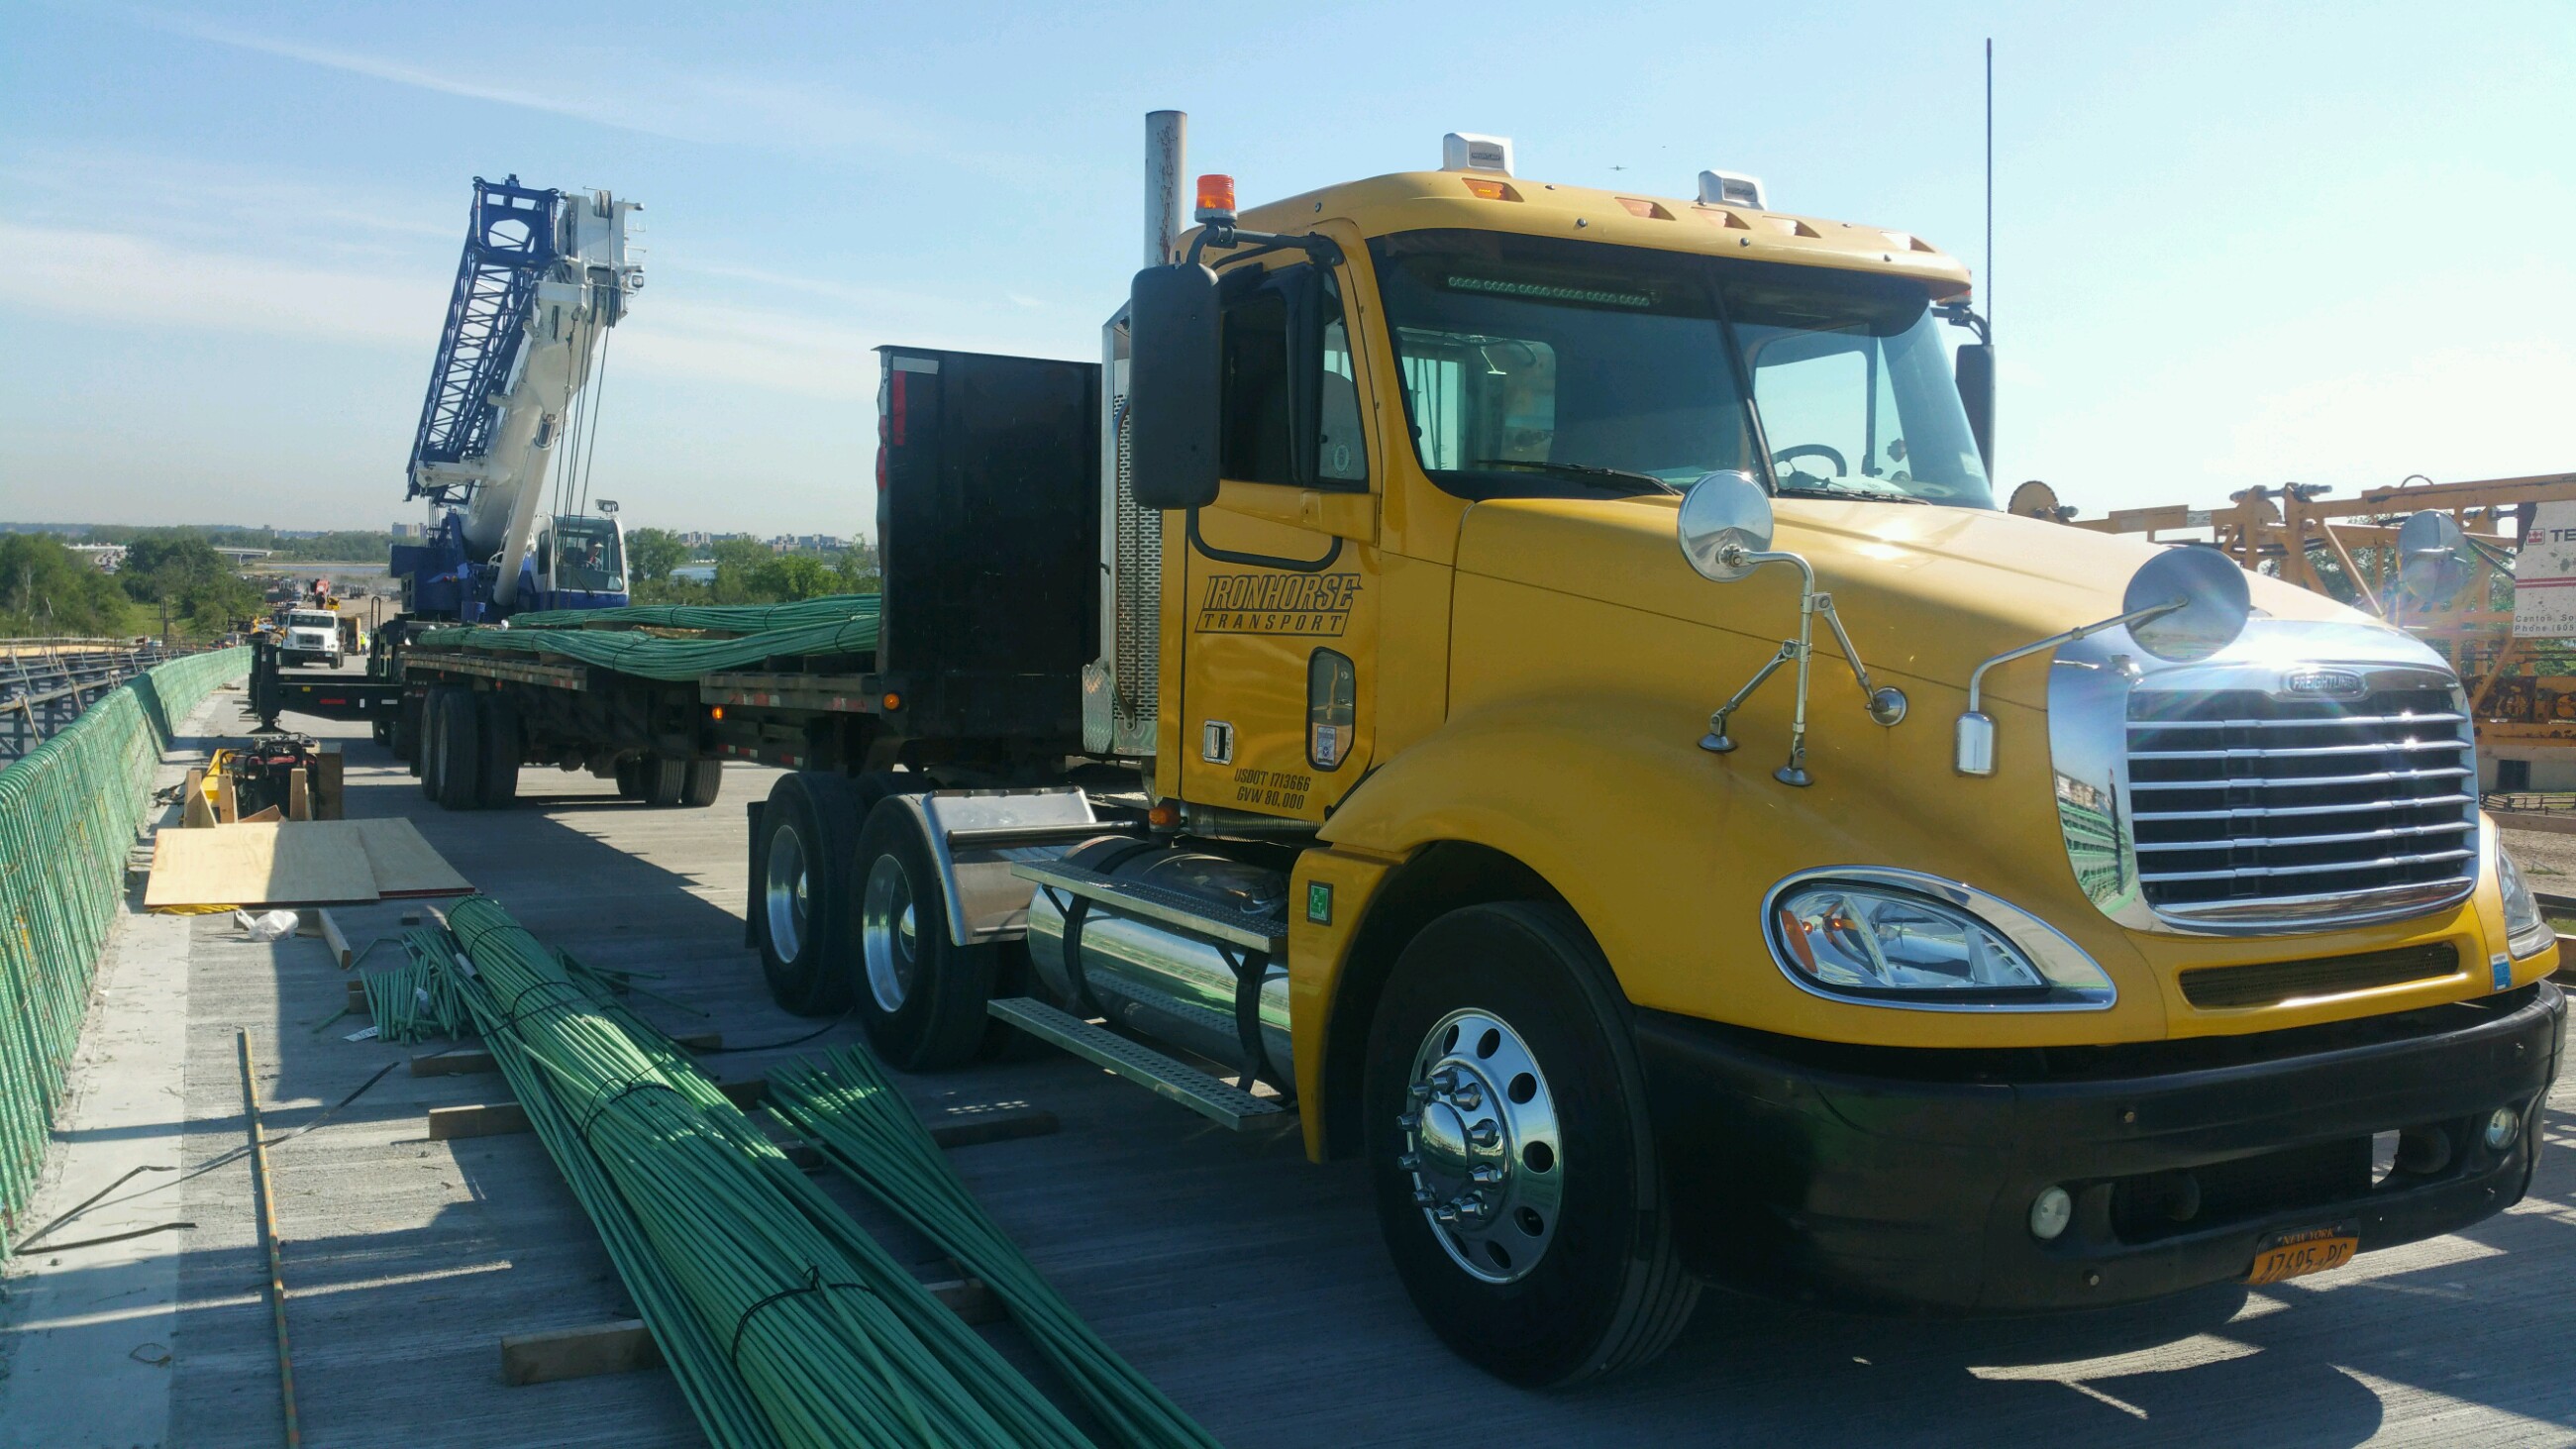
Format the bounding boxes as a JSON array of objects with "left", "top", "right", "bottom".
[{"left": 7, "top": 693, "right": 2576, "bottom": 1448}]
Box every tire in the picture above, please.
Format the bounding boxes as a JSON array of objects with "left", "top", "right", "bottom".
[
  {"left": 614, "top": 757, "right": 643, "bottom": 799},
  {"left": 679, "top": 760, "right": 723, "bottom": 808},
  {"left": 429, "top": 688, "right": 482, "bottom": 811},
  {"left": 418, "top": 686, "right": 456, "bottom": 800},
  {"left": 848, "top": 801, "right": 996, "bottom": 1072},
  {"left": 1362, "top": 902, "right": 1700, "bottom": 1387},
  {"left": 473, "top": 692, "right": 521, "bottom": 809},
  {"left": 753, "top": 773, "right": 860, "bottom": 1016},
  {"left": 640, "top": 755, "right": 688, "bottom": 807}
]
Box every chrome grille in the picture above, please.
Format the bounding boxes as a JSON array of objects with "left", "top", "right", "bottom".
[
  {"left": 1110, "top": 394, "right": 1162, "bottom": 731},
  {"left": 2126, "top": 686, "right": 2477, "bottom": 913}
]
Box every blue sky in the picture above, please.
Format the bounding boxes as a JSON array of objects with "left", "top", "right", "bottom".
[{"left": 2, "top": 2, "right": 2569, "bottom": 539}]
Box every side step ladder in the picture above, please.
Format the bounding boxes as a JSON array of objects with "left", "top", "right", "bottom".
[{"left": 986, "top": 997, "right": 1291, "bottom": 1132}]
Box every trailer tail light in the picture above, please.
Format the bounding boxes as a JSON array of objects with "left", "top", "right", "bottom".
[
  {"left": 708, "top": 705, "right": 725, "bottom": 720},
  {"left": 887, "top": 368, "right": 908, "bottom": 447},
  {"left": 880, "top": 692, "right": 902, "bottom": 712}
]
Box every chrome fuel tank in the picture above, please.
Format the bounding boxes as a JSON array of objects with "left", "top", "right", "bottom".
[{"left": 1024, "top": 844, "right": 1294, "bottom": 1091}]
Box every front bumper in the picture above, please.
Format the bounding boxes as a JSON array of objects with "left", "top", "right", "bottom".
[{"left": 1636, "top": 982, "right": 2564, "bottom": 1313}]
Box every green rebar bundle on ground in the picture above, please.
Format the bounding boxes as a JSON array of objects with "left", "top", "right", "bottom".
[
  {"left": 772, "top": 1047, "right": 1225, "bottom": 1449},
  {"left": 0, "top": 647, "right": 250, "bottom": 1257},
  {"left": 411, "top": 595, "right": 879, "bottom": 682},
  {"left": 441, "top": 895, "right": 1101, "bottom": 1449},
  {"left": 359, "top": 928, "right": 473, "bottom": 1044}
]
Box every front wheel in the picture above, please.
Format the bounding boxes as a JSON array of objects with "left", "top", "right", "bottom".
[{"left": 1362, "top": 902, "right": 1700, "bottom": 1387}]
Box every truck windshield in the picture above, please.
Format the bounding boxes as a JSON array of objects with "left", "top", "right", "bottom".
[
  {"left": 553, "top": 517, "right": 625, "bottom": 593},
  {"left": 1368, "top": 230, "right": 1993, "bottom": 507},
  {"left": 288, "top": 613, "right": 335, "bottom": 630}
]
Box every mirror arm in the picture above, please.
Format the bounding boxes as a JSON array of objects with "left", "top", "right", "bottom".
[
  {"left": 1186, "top": 225, "right": 1343, "bottom": 268},
  {"left": 1953, "top": 596, "right": 2186, "bottom": 776},
  {"left": 1699, "top": 548, "right": 1906, "bottom": 787}
]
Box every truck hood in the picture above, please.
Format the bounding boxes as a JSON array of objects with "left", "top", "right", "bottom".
[{"left": 1455, "top": 494, "right": 2373, "bottom": 710}]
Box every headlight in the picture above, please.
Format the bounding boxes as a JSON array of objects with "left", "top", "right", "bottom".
[
  {"left": 2497, "top": 847, "right": 2555, "bottom": 961},
  {"left": 1764, "top": 870, "right": 2114, "bottom": 1011}
]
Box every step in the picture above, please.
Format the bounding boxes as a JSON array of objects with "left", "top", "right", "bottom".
[
  {"left": 986, "top": 996, "right": 1288, "bottom": 1131},
  {"left": 1010, "top": 860, "right": 1288, "bottom": 953}
]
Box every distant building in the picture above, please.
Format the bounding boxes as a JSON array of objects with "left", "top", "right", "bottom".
[{"left": 70, "top": 544, "right": 126, "bottom": 571}]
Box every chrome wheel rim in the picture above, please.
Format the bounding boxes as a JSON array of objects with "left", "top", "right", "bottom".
[
  {"left": 862, "top": 854, "right": 918, "bottom": 1014},
  {"left": 1398, "top": 1007, "right": 1562, "bottom": 1285},
  {"left": 763, "top": 822, "right": 808, "bottom": 963}
]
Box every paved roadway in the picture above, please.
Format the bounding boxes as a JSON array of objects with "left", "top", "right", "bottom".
[{"left": 4, "top": 691, "right": 2574, "bottom": 1447}]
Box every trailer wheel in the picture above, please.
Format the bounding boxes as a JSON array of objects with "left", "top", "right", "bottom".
[
  {"left": 848, "top": 802, "right": 996, "bottom": 1072},
  {"left": 418, "top": 686, "right": 457, "bottom": 801},
  {"left": 1362, "top": 902, "right": 1699, "bottom": 1387},
  {"left": 679, "top": 761, "right": 723, "bottom": 807},
  {"left": 473, "top": 692, "right": 521, "bottom": 809},
  {"left": 614, "top": 757, "right": 643, "bottom": 799},
  {"left": 754, "top": 773, "right": 859, "bottom": 1016},
  {"left": 428, "top": 688, "right": 482, "bottom": 811}
]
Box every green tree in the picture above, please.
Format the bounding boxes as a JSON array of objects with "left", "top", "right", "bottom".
[
  {"left": 748, "top": 553, "right": 837, "bottom": 601},
  {"left": 0, "top": 534, "right": 138, "bottom": 637},
  {"left": 834, "top": 537, "right": 880, "bottom": 593},
  {"left": 626, "top": 527, "right": 688, "bottom": 584}
]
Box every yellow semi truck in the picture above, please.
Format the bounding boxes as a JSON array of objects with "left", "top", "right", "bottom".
[{"left": 691, "top": 115, "right": 2564, "bottom": 1386}]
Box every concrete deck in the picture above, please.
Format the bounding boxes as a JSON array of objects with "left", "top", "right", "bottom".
[{"left": 5, "top": 688, "right": 2575, "bottom": 1448}]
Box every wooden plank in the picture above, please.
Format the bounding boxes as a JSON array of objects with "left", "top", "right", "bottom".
[
  {"left": 180, "top": 768, "right": 214, "bottom": 829},
  {"left": 499, "top": 1277, "right": 997, "bottom": 1389},
  {"left": 499, "top": 1320, "right": 660, "bottom": 1388},
  {"left": 287, "top": 767, "right": 311, "bottom": 822},
  {"left": 317, "top": 909, "right": 353, "bottom": 969},
  {"left": 312, "top": 746, "right": 344, "bottom": 820},
  {"left": 414, "top": 1032, "right": 722, "bottom": 1078},
  {"left": 347, "top": 980, "right": 368, "bottom": 1014},
  {"left": 922, "top": 1102, "right": 1059, "bottom": 1149},
  {"left": 338, "top": 819, "right": 471, "bottom": 896},
  {"left": 145, "top": 821, "right": 381, "bottom": 910},
  {"left": 215, "top": 772, "right": 238, "bottom": 824},
  {"left": 430, "top": 1077, "right": 765, "bottom": 1139}
]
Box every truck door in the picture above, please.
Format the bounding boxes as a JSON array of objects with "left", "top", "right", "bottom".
[{"left": 1179, "top": 260, "right": 1379, "bottom": 823}]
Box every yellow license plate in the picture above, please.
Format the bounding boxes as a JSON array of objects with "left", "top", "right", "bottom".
[{"left": 2246, "top": 1229, "right": 2358, "bottom": 1285}]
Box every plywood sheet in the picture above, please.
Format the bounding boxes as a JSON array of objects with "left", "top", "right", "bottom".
[
  {"left": 145, "top": 822, "right": 380, "bottom": 909},
  {"left": 338, "top": 818, "right": 470, "bottom": 896}
]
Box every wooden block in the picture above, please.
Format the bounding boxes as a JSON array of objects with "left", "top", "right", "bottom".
[
  {"left": 318, "top": 909, "right": 353, "bottom": 969},
  {"left": 925, "top": 1278, "right": 1002, "bottom": 1325},
  {"left": 923, "top": 1103, "right": 1058, "bottom": 1150},
  {"left": 499, "top": 1320, "right": 660, "bottom": 1388},
  {"left": 180, "top": 769, "right": 214, "bottom": 829},
  {"left": 348, "top": 979, "right": 368, "bottom": 1013},
  {"left": 313, "top": 747, "right": 345, "bottom": 820},
  {"left": 287, "top": 767, "right": 311, "bottom": 822},
  {"left": 412, "top": 1047, "right": 497, "bottom": 1078},
  {"left": 429, "top": 1101, "right": 530, "bottom": 1140},
  {"left": 215, "top": 772, "right": 238, "bottom": 824},
  {"left": 238, "top": 805, "right": 283, "bottom": 824}
]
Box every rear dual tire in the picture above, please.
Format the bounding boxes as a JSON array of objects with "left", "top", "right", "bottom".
[
  {"left": 419, "top": 687, "right": 519, "bottom": 811},
  {"left": 622, "top": 755, "right": 722, "bottom": 807}
]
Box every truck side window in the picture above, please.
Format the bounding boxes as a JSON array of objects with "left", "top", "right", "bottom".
[
  {"left": 1219, "top": 265, "right": 1370, "bottom": 490},
  {"left": 1316, "top": 274, "right": 1368, "bottom": 487},
  {"left": 1220, "top": 286, "right": 1294, "bottom": 485}
]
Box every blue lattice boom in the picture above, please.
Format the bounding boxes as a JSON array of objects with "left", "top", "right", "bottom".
[{"left": 405, "top": 176, "right": 563, "bottom": 502}]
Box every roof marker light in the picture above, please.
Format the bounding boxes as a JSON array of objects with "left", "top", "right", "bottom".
[
  {"left": 1460, "top": 175, "right": 1520, "bottom": 201},
  {"left": 1699, "top": 169, "right": 1768, "bottom": 210},
  {"left": 1442, "top": 132, "right": 1515, "bottom": 176}
]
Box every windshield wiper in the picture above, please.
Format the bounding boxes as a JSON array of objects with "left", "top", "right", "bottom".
[
  {"left": 1774, "top": 477, "right": 1928, "bottom": 504},
  {"left": 1466, "top": 460, "right": 1681, "bottom": 496}
]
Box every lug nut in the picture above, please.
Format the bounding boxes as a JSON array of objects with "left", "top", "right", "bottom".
[
  {"left": 1395, "top": 1111, "right": 1420, "bottom": 1132},
  {"left": 1413, "top": 1187, "right": 1438, "bottom": 1207},
  {"left": 1467, "top": 1120, "right": 1501, "bottom": 1150},
  {"left": 1396, "top": 1152, "right": 1421, "bottom": 1172},
  {"left": 1468, "top": 1164, "right": 1503, "bottom": 1187}
]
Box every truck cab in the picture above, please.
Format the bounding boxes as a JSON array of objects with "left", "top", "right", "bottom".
[
  {"left": 523, "top": 513, "right": 629, "bottom": 613},
  {"left": 739, "top": 124, "right": 2562, "bottom": 1389},
  {"left": 280, "top": 608, "right": 344, "bottom": 669}
]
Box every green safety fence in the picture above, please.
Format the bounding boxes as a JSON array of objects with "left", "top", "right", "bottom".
[
  {"left": 0, "top": 646, "right": 251, "bottom": 1257},
  {"left": 413, "top": 594, "right": 879, "bottom": 683}
]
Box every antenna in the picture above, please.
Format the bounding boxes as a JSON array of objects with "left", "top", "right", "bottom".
[{"left": 1985, "top": 38, "right": 1994, "bottom": 335}]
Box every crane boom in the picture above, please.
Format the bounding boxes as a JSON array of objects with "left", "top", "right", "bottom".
[{"left": 395, "top": 175, "right": 641, "bottom": 618}]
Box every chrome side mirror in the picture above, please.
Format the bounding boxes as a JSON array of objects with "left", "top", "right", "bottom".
[
  {"left": 1955, "top": 546, "right": 2252, "bottom": 776},
  {"left": 2396, "top": 509, "right": 2471, "bottom": 608},
  {"left": 1678, "top": 469, "right": 1774, "bottom": 581},
  {"left": 1677, "top": 470, "right": 1905, "bottom": 787}
]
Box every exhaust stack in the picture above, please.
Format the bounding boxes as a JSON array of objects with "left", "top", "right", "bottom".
[{"left": 1145, "top": 110, "right": 1186, "bottom": 265}]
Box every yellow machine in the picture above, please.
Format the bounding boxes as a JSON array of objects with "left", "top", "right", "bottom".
[{"left": 732, "top": 117, "right": 2562, "bottom": 1387}]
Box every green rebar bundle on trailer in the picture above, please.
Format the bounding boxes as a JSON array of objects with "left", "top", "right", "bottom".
[
  {"left": 0, "top": 648, "right": 250, "bottom": 1256},
  {"left": 412, "top": 594, "right": 880, "bottom": 682}
]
